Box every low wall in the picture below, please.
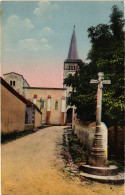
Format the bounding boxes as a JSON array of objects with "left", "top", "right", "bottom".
[
  {"left": 74, "top": 121, "right": 94, "bottom": 153},
  {"left": 74, "top": 121, "right": 108, "bottom": 157}
]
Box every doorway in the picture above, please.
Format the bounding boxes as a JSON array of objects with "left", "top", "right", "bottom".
[{"left": 66, "top": 108, "right": 73, "bottom": 123}]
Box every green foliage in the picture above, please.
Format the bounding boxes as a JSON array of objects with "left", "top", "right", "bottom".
[
  {"left": 64, "top": 62, "right": 97, "bottom": 121},
  {"left": 68, "top": 133, "right": 87, "bottom": 164},
  {"left": 64, "top": 5, "right": 124, "bottom": 126}
]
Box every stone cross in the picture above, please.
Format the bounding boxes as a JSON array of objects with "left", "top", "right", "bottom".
[
  {"left": 90, "top": 72, "right": 111, "bottom": 131},
  {"left": 89, "top": 72, "right": 111, "bottom": 167}
]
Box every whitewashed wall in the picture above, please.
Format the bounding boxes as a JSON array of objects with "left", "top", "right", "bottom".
[{"left": 74, "top": 121, "right": 108, "bottom": 158}]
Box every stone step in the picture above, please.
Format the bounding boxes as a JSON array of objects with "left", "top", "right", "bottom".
[
  {"left": 80, "top": 165, "right": 118, "bottom": 176},
  {"left": 80, "top": 172, "right": 124, "bottom": 184}
]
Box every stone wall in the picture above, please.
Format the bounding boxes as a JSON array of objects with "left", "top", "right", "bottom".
[
  {"left": 73, "top": 121, "right": 108, "bottom": 157},
  {"left": 1, "top": 84, "right": 26, "bottom": 134},
  {"left": 4, "top": 73, "right": 24, "bottom": 95},
  {"left": 74, "top": 121, "right": 95, "bottom": 154}
]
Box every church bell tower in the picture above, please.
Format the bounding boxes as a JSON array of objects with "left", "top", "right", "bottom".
[{"left": 63, "top": 26, "right": 82, "bottom": 97}]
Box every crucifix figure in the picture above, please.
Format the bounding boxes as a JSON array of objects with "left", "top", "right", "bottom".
[{"left": 89, "top": 72, "right": 111, "bottom": 167}]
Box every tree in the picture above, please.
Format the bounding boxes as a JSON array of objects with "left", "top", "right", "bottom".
[
  {"left": 64, "top": 5, "right": 124, "bottom": 127},
  {"left": 65, "top": 61, "right": 97, "bottom": 121}
]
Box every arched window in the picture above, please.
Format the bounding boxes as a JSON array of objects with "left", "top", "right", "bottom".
[
  {"left": 10, "top": 80, "right": 12, "bottom": 86},
  {"left": 54, "top": 101, "right": 58, "bottom": 110},
  {"left": 13, "top": 81, "right": 15, "bottom": 86}
]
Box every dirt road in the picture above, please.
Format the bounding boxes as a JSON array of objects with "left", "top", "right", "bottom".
[{"left": 1, "top": 126, "right": 124, "bottom": 195}]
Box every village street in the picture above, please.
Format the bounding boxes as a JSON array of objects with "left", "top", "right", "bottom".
[{"left": 1, "top": 126, "right": 124, "bottom": 195}]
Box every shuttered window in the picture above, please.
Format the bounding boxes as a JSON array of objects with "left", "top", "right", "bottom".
[
  {"left": 40, "top": 100, "right": 44, "bottom": 109},
  {"left": 54, "top": 101, "right": 58, "bottom": 110}
]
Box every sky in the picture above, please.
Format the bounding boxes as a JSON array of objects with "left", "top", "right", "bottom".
[{"left": 1, "top": 1, "right": 123, "bottom": 87}]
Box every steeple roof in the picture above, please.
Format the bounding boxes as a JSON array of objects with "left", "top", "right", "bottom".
[{"left": 66, "top": 26, "right": 79, "bottom": 63}]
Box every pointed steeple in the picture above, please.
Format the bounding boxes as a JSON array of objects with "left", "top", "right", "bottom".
[{"left": 66, "top": 26, "right": 79, "bottom": 62}]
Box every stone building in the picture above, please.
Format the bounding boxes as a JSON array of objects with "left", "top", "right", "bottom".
[
  {"left": 3, "top": 73, "right": 67, "bottom": 125},
  {"left": 3, "top": 72, "right": 30, "bottom": 95},
  {"left": 63, "top": 26, "right": 82, "bottom": 124},
  {"left": 3, "top": 72, "right": 67, "bottom": 125},
  {"left": 63, "top": 26, "right": 82, "bottom": 97},
  {"left": 23, "top": 87, "right": 66, "bottom": 125},
  {"left": 1, "top": 77, "right": 42, "bottom": 134}
]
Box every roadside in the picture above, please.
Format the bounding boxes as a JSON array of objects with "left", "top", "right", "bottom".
[
  {"left": 1, "top": 125, "right": 49, "bottom": 144},
  {"left": 63, "top": 127, "right": 124, "bottom": 172}
]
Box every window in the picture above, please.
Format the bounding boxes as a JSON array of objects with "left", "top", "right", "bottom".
[
  {"left": 54, "top": 101, "right": 58, "bottom": 110},
  {"left": 13, "top": 81, "right": 15, "bottom": 86},
  {"left": 40, "top": 100, "right": 44, "bottom": 109},
  {"left": 10, "top": 80, "right": 12, "bottom": 86},
  {"left": 10, "top": 80, "right": 15, "bottom": 86}
]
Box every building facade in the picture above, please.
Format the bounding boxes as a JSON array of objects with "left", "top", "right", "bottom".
[{"left": 23, "top": 87, "right": 66, "bottom": 125}]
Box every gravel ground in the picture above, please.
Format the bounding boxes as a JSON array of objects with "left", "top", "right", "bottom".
[{"left": 1, "top": 126, "right": 124, "bottom": 195}]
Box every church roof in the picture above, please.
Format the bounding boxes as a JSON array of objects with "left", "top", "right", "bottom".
[
  {"left": 24, "top": 87, "right": 66, "bottom": 90},
  {"left": 65, "top": 26, "right": 79, "bottom": 63}
]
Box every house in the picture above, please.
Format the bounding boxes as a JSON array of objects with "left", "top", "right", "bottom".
[{"left": 1, "top": 77, "right": 42, "bottom": 135}]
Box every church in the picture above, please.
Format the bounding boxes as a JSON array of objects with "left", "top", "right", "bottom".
[{"left": 3, "top": 26, "right": 82, "bottom": 126}]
